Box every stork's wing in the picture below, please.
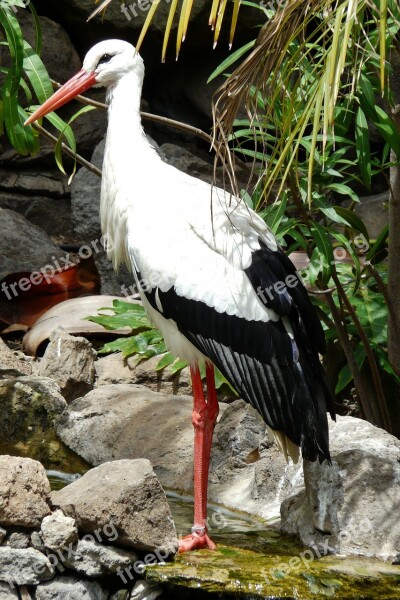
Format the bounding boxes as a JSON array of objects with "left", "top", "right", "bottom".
[{"left": 138, "top": 203, "right": 335, "bottom": 462}]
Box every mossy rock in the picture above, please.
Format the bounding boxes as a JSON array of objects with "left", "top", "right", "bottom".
[
  {"left": 0, "top": 376, "right": 88, "bottom": 472},
  {"left": 146, "top": 542, "right": 400, "bottom": 599}
]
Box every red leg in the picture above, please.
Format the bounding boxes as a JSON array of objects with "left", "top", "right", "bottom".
[{"left": 178, "top": 363, "right": 219, "bottom": 552}]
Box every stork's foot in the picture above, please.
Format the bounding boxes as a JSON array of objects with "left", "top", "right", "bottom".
[{"left": 178, "top": 531, "right": 216, "bottom": 553}]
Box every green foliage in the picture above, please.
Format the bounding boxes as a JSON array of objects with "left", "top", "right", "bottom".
[
  {"left": 87, "top": 300, "right": 236, "bottom": 393},
  {"left": 0, "top": 1, "right": 89, "bottom": 173},
  {"left": 225, "top": 0, "right": 400, "bottom": 431}
]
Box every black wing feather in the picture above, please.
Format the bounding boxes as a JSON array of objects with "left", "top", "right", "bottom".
[{"left": 141, "top": 242, "right": 335, "bottom": 463}]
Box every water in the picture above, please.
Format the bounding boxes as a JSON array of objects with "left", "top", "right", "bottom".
[{"left": 48, "top": 472, "right": 400, "bottom": 599}]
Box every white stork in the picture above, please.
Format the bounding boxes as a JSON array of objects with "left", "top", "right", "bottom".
[{"left": 25, "top": 39, "right": 335, "bottom": 553}]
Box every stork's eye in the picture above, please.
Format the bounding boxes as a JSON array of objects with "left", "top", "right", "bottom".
[{"left": 97, "top": 53, "right": 113, "bottom": 66}]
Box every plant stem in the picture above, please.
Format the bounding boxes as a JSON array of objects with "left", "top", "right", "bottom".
[{"left": 332, "top": 270, "right": 392, "bottom": 432}]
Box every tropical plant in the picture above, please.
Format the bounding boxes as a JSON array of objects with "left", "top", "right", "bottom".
[
  {"left": 88, "top": 0, "right": 243, "bottom": 61},
  {"left": 210, "top": 0, "right": 400, "bottom": 435},
  {"left": 0, "top": 1, "right": 98, "bottom": 180},
  {"left": 87, "top": 299, "right": 236, "bottom": 392}
]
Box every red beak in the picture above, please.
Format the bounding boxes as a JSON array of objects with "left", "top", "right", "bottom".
[{"left": 24, "top": 69, "right": 97, "bottom": 126}]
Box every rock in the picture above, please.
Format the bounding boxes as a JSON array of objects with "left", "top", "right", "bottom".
[
  {"left": 0, "top": 582, "right": 18, "bottom": 599},
  {"left": 19, "top": 11, "right": 80, "bottom": 82},
  {"left": 0, "top": 547, "right": 54, "bottom": 586},
  {"left": 0, "top": 170, "right": 69, "bottom": 198},
  {"left": 56, "top": 384, "right": 196, "bottom": 491},
  {"left": 0, "top": 338, "right": 32, "bottom": 377},
  {"left": 0, "top": 209, "right": 64, "bottom": 282},
  {"left": 35, "top": 576, "right": 108, "bottom": 600},
  {"left": 160, "top": 142, "right": 253, "bottom": 193},
  {"left": 71, "top": 140, "right": 132, "bottom": 294},
  {"left": 38, "top": 328, "right": 96, "bottom": 402},
  {"left": 0, "top": 456, "right": 51, "bottom": 528},
  {"left": 0, "top": 194, "right": 73, "bottom": 238},
  {"left": 40, "top": 509, "right": 78, "bottom": 551},
  {"left": 355, "top": 191, "right": 388, "bottom": 239},
  {"left": 52, "top": 459, "right": 178, "bottom": 555},
  {"left": 0, "top": 527, "right": 6, "bottom": 544},
  {"left": 30, "top": 531, "right": 45, "bottom": 553},
  {"left": 161, "top": 143, "right": 219, "bottom": 185},
  {"left": 0, "top": 376, "right": 69, "bottom": 468},
  {"left": 95, "top": 352, "right": 192, "bottom": 395},
  {"left": 62, "top": 539, "right": 138, "bottom": 577},
  {"left": 4, "top": 532, "right": 30, "bottom": 549},
  {"left": 130, "top": 581, "right": 163, "bottom": 600},
  {"left": 50, "top": 0, "right": 206, "bottom": 34},
  {"left": 71, "top": 140, "right": 104, "bottom": 241},
  {"left": 55, "top": 385, "right": 292, "bottom": 518},
  {"left": 210, "top": 400, "right": 292, "bottom": 519},
  {"left": 280, "top": 415, "right": 400, "bottom": 561}
]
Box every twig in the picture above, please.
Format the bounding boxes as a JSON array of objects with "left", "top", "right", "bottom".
[
  {"left": 332, "top": 270, "right": 392, "bottom": 433},
  {"left": 324, "top": 291, "right": 367, "bottom": 420},
  {"left": 32, "top": 123, "right": 102, "bottom": 177},
  {"left": 51, "top": 79, "right": 214, "bottom": 146}
]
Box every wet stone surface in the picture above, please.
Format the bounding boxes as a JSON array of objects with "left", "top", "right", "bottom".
[{"left": 146, "top": 541, "right": 400, "bottom": 599}]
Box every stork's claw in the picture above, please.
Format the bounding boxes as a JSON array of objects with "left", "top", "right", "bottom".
[{"left": 178, "top": 532, "right": 216, "bottom": 552}]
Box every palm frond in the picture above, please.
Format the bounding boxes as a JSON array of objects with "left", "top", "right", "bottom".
[{"left": 212, "top": 0, "right": 400, "bottom": 202}]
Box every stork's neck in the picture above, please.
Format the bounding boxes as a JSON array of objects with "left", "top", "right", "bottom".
[
  {"left": 101, "top": 66, "right": 159, "bottom": 270},
  {"left": 105, "top": 67, "right": 156, "bottom": 160}
]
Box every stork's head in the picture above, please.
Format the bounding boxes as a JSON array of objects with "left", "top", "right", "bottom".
[{"left": 25, "top": 39, "right": 142, "bottom": 126}]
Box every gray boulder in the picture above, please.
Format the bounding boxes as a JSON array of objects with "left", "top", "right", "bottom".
[
  {"left": 56, "top": 386, "right": 296, "bottom": 519},
  {"left": 40, "top": 509, "right": 78, "bottom": 551},
  {"left": 38, "top": 328, "right": 96, "bottom": 402},
  {"left": 51, "top": 0, "right": 207, "bottom": 33},
  {"left": 71, "top": 139, "right": 132, "bottom": 294},
  {"left": 281, "top": 415, "right": 400, "bottom": 562},
  {"left": 0, "top": 337, "right": 32, "bottom": 377},
  {"left": 210, "top": 400, "right": 292, "bottom": 519},
  {"left": 62, "top": 539, "right": 138, "bottom": 577},
  {"left": 56, "top": 384, "right": 196, "bottom": 491},
  {"left": 52, "top": 459, "right": 178, "bottom": 555},
  {"left": 35, "top": 576, "right": 108, "bottom": 600},
  {"left": 0, "top": 376, "right": 67, "bottom": 467},
  {"left": 0, "top": 582, "right": 18, "bottom": 599},
  {"left": 0, "top": 547, "right": 54, "bottom": 586},
  {"left": 130, "top": 581, "right": 163, "bottom": 600},
  {"left": 0, "top": 456, "right": 51, "bottom": 528},
  {"left": 0, "top": 209, "right": 64, "bottom": 282},
  {"left": 95, "top": 352, "right": 192, "bottom": 395},
  {"left": 3, "top": 532, "right": 30, "bottom": 549}
]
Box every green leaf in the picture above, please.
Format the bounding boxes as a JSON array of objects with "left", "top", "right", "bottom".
[
  {"left": 335, "top": 345, "right": 366, "bottom": 393},
  {"left": 155, "top": 352, "right": 176, "bottom": 371},
  {"left": 87, "top": 312, "right": 151, "bottom": 330},
  {"left": 366, "top": 224, "right": 388, "bottom": 262},
  {"left": 169, "top": 359, "right": 189, "bottom": 375},
  {"left": 22, "top": 40, "right": 53, "bottom": 102},
  {"left": 326, "top": 183, "right": 360, "bottom": 203},
  {"left": 207, "top": 39, "right": 256, "bottom": 83},
  {"left": 331, "top": 206, "right": 369, "bottom": 241},
  {"left": 355, "top": 107, "right": 371, "bottom": 189},
  {"left": 310, "top": 222, "right": 334, "bottom": 285},
  {"left": 373, "top": 105, "right": 400, "bottom": 158},
  {"left": 214, "top": 367, "right": 238, "bottom": 394}
]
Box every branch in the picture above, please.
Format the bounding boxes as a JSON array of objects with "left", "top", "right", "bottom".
[
  {"left": 51, "top": 79, "right": 214, "bottom": 145},
  {"left": 32, "top": 123, "right": 102, "bottom": 177}
]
